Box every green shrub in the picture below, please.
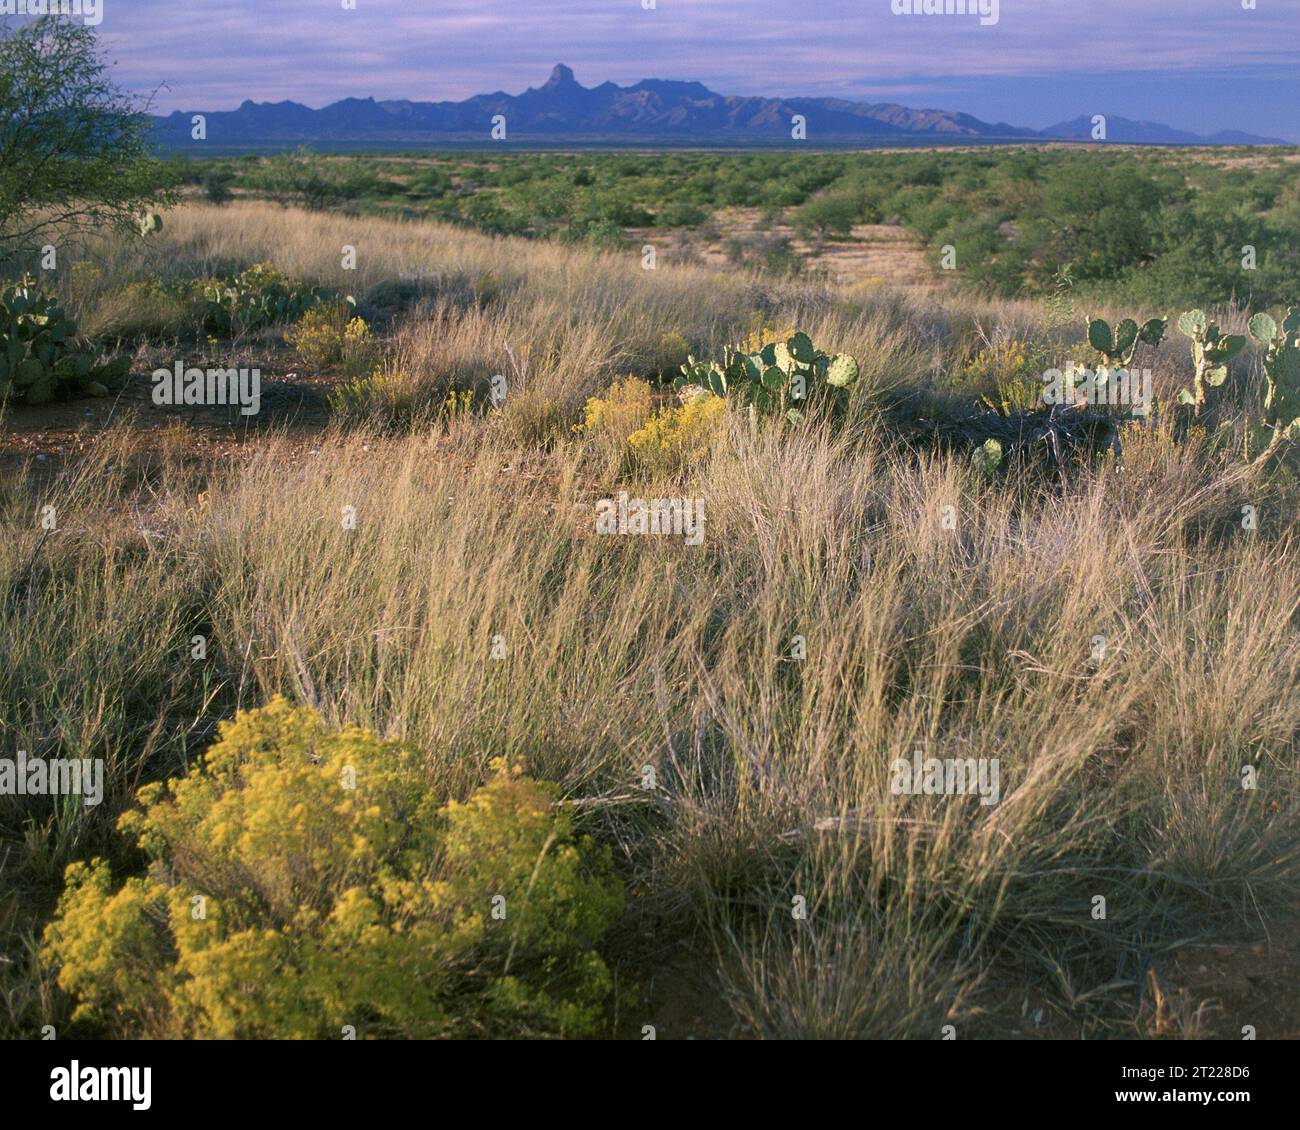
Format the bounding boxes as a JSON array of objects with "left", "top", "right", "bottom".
[
  {"left": 42, "top": 697, "right": 624, "bottom": 1039},
  {"left": 200, "top": 170, "right": 235, "bottom": 206},
  {"left": 654, "top": 201, "right": 708, "bottom": 228},
  {"left": 760, "top": 238, "right": 805, "bottom": 278},
  {"left": 0, "top": 275, "right": 130, "bottom": 404},
  {"left": 652, "top": 331, "right": 693, "bottom": 375},
  {"left": 247, "top": 148, "right": 395, "bottom": 212},
  {"left": 796, "top": 194, "right": 856, "bottom": 238}
]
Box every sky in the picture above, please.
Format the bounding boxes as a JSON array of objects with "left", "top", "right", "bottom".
[{"left": 16, "top": 0, "right": 1300, "bottom": 140}]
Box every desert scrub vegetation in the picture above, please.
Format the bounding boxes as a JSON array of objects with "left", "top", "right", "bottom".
[
  {"left": 41, "top": 698, "right": 623, "bottom": 1039},
  {"left": 174, "top": 147, "right": 1300, "bottom": 308},
  {"left": 185, "top": 262, "right": 345, "bottom": 337},
  {"left": 6, "top": 402, "right": 1300, "bottom": 1038},
  {"left": 37, "top": 202, "right": 945, "bottom": 431},
  {"left": 4, "top": 202, "right": 1300, "bottom": 1040}
]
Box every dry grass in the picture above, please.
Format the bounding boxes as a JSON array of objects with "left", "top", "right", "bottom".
[{"left": 2, "top": 203, "right": 1298, "bottom": 1039}]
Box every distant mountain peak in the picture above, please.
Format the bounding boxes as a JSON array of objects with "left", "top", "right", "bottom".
[{"left": 544, "top": 64, "right": 577, "bottom": 88}]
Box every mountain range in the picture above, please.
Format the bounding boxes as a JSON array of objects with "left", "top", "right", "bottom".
[{"left": 151, "top": 64, "right": 1289, "bottom": 148}]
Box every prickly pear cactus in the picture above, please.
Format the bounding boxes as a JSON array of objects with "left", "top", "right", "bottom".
[
  {"left": 673, "top": 331, "right": 859, "bottom": 423},
  {"left": 194, "top": 262, "right": 340, "bottom": 334},
  {"left": 1246, "top": 308, "right": 1300, "bottom": 463},
  {"left": 0, "top": 276, "right": 131, "bottom": 405},
  {"left": 1175, "top": 309, "right": 1246, "bottom": 421},
  {"left": 1086, "top": 315, "right": 1166, "bottom": 368},
  {"left": 971, "top": 438, "right": 1003, "bottom": 478}
]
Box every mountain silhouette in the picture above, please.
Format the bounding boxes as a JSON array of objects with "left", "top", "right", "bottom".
[
  {"left": 152, "top": 65, "right": 1286, "bottom": 147},
  {"left": 1043, "top": 114, "right": 1287, "bottom": 146}
]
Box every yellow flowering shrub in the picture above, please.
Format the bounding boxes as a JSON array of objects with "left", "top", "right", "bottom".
[
  {"left": 961, "top": 339, "right": 1045, "bottom": 415},
  {"left": 339, "top": 315, "right": 375, "bottom": 377},
  {"left": 42, "top": 698, "right": 623, "bottom": 1039},
  {"left": 327, "top": 355, "right": 411, "bottom": 422},
  {"left": 575, "top": 377, "right": 656, "bottom": 463},
  {"left": 627, "top": 393, "right": 726, "bottom": 475},
  {"left": 576, "top": 376, "right": 654, "bottom": 437},
  {"left": 288, "top": 303, "right": 372, "bottom": 374}
]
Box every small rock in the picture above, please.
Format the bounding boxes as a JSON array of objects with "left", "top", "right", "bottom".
[{"left": 85, "top": 381, "right": 109, "bottom": 398}]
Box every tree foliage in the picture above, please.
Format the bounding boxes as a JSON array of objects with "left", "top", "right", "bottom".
[{"left": 0, "top": 16, "right": 175, "bottom": 260}]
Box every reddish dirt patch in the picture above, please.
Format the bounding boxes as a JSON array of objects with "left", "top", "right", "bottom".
[
  {"left": 1, "top": 363, "right": 338, "bottom": 476},
  {"left": 611, "top": 943, "right": 736, "bottom": 1041},
  {"left": 1146, "top": 923, "right": 1300, "bottom": 1040}
]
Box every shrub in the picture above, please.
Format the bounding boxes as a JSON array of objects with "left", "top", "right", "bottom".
[
  {"left": 0, "top": 275, "right": 130, "bottom": 404},
  {"left": 328, "top": 365, "right": 389, "bottom": 421},
  {"left": 655, "top": 201, "right": 708, "bottom": 228},
  {"left": 575, "top": 377, "right": 656, "bottom": 464},
  {"left": 200, "top": 171, "right": 235, "bottom": 206},
  {"left": 288, "top": 303, "right": 374, "bottom": 374},
  {"left": 652, "top": 331, "right": 692, "bottom": 376},
  {"left": 796, "top": 194, "right": 856, "bottom": 238},
  {"left": 627, "top": 392, "right": 726, "bottom": 475},
  {"left": 42, "top": 698, "right": 623, "bottom": 1039},
  {"left": 247, "top": 148, "right": 393, "bottom": 212},
  {"left": 760, "top": 238, "right": 805, "bottom": 277},
  {"left": 340, "top": 316, "right": 375, "bottom": 376},
  {"left": 326, "top": 353, "right": 424, "bottom": 424},
  {"left": 960, "top": 340, "right": 1046, "bottom": 416}
]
